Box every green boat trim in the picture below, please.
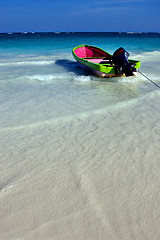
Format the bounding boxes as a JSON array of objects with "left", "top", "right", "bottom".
[{"left": 72, "top": 45, "right": 141, "bottom": 78}]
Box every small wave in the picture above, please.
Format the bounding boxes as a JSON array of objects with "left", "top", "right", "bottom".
[
  {"left": 0, "top": 60, "right": 55, "bottom": 66},
  {"left": 26, "top": 74, "right": 58, "bottom": 81},
  {"left": 73, "top": 75, "right": 92, "bottom": 82},
  {"left": 26, "top": 72, "right": 92, "bottom": 82},
  {"left": 120, "top": 75, "right": 141, "bottom": 83},
  {"left": 1, "top": 185, "right": 13, "bottom": 193},
  {"left": 133, "top": 51, "right": 160, "bottom": 61},
  {"left": 26, "top": 73, "right": 73, "bottom": 81},
  {"left": 121, "top": 72, "right": 160, "bottom": 85}
]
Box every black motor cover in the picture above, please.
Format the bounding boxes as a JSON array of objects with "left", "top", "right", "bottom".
[{"left": 113, "top": 47, "right": 136, "bottom": 76}]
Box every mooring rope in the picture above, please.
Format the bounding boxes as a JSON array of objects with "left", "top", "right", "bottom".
[{"left": 138, "top": 70, "right": 160, "bottom": 89}]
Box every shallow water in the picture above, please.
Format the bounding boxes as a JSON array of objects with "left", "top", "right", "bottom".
[{"left": 0, "top": 32, "right": 160, "bottom": 240}]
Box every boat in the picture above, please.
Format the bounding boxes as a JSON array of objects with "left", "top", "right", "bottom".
[{"left": 72, "top": 45, "right": 140, "bottom": 78}]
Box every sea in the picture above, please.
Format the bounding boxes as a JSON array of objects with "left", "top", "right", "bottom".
[{"left": 0, "top": 32, "right": 160, "bottom": 240}]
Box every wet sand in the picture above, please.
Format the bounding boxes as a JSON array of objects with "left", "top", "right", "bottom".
[{"left": 1, "top": 90, "right": 160, "bottom": 240}]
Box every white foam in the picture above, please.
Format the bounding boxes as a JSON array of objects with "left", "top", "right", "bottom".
[
  {"left": 26, "top": 74, "right": 57, "bottom": 81},
  {"left": 120, "top": 76, "right": 141, "bottom": 83},
  {"left": 26, "top": 73, "right": 72, "bottom": 81},
  {"left": 1, "top": 184, "right": 13, "bottom": 193},
  {"left": 120, "top": 72, "right": 160, "bottom": 85},
  {"left": 133, "top": 51, "right": 160, "bottom": 61},
  {"left": 73, "top": 75, "right": 92, "bottom": 82},
  {"left": 0, "top": 60, "right": 55, "bottom": 66}
]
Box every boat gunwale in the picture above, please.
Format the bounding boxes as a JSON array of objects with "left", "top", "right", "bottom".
[{"left": 72, "top": 44, "right": 141, "bottom": 77}]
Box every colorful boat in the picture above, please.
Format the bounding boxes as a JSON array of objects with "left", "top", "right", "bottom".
[{"left": 72, "top": 45, "right": 140, "bottom": 78}]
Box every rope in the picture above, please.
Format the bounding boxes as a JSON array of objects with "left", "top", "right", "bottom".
[{"left": 138, "top": 70, "right": 160, "bottom": 89}]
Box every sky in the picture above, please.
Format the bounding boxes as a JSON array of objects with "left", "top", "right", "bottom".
[{"left": 0, "top": 0, "right": 160, "bottom": 33}]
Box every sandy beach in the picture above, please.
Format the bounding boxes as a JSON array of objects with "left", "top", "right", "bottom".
[{"left": 1, "top": 88, "right": 160, "bottom": 239}]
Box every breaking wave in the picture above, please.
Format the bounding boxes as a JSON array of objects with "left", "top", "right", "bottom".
[
  {"left": 0, "top": 60, "right": 55, "bottom": 66},
  {"left": 26, "top": 73, "right": 92, "bottom": 82}
]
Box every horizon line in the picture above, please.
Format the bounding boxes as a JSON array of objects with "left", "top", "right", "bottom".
[{"left": 0, "top": 31, "right": 160, "bottom": 34}]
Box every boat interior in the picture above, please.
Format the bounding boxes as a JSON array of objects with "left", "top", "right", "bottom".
[
  {"left": 84, "top": 58, "right": 114, "bottom": 65},
  {"left": 74, "top": 46, "right": 114, "bottom": 66}
]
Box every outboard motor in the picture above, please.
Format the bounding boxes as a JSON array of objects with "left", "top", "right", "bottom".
[{"left": 113, "top": 47, "right": 136, "bottom": 77}]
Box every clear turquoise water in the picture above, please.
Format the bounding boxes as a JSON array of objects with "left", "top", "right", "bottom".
[
  {"left": 0, "top": 32, "right": 160, "bottom": 54},
  {"left": 0, "top": 32, "right": 160, "bottom": 129}
]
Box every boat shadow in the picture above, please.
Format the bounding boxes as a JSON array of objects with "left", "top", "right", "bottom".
[
  {"left": 55, "top": 59, "right": 91, "bottom": 76},
  {"left": 55, "top": 60, "right": 140, "bottom": 99},
  {"left": 55, "top": 59, "right": 119, "bottom": 82}
]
